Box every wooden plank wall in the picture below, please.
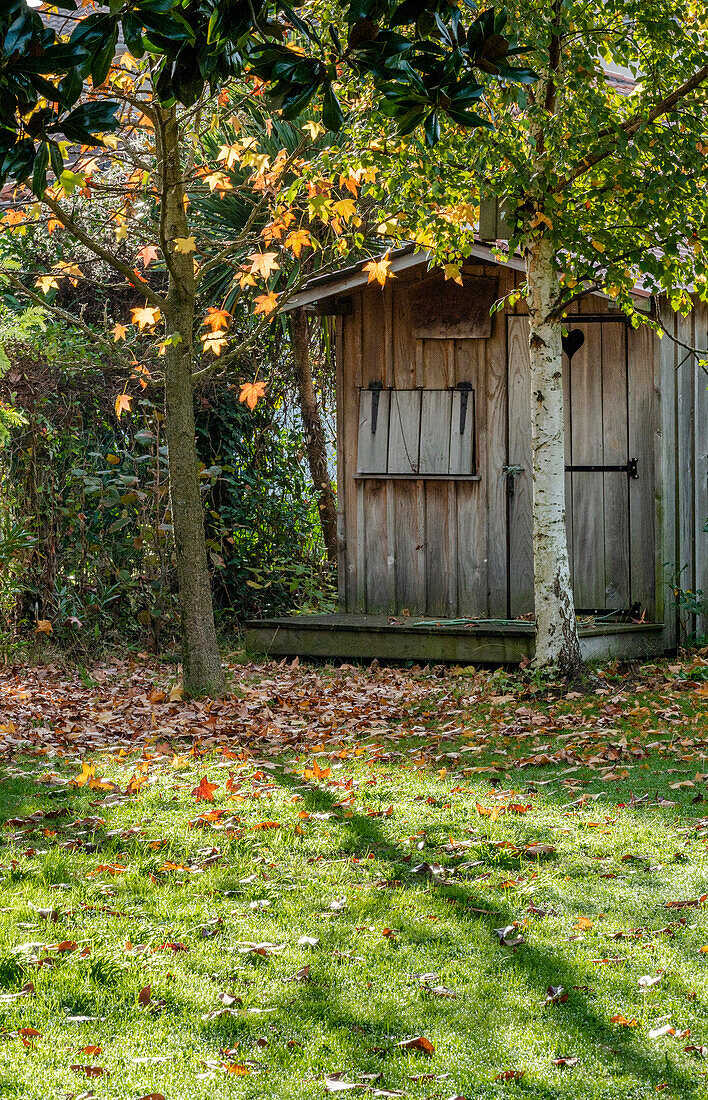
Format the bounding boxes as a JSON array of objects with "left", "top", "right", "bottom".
[
  {"left": 337, "top": 265, "right": 672, "bottom": 633},
  {"left": 657, "top": 300, "right": 708, "bottom": 642},
  {"left": 338, "top": 264, "right": 516, "bottom": 617}
]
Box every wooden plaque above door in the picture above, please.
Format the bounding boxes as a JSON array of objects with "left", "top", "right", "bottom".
[{"left": 407, "top": 276, "right": 498, "bottom": 339}]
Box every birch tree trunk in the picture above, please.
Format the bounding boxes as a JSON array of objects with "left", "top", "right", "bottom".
[
  {"left": 157, "top": 107, "right": 225, "bottom": 697},
  {"left": 525, "top": 233, "right": 584, "bottom": 676},
  {"left": 290, "top": 308, "right": 338, "bottom": 564}
]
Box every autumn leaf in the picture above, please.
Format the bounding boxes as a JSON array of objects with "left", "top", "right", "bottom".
[
  {"left": 217, "top": 143, "right": 242, "bottom": 169},
  {"left": 443, "top": 263, "right": 463, "bottom": 285},
  {"left": 284, "top": 228, "right": 312, "bottom": 258},
  {"left": 115, "top": 393, "right": 133, "bottom": 418},
  {"left": 333, "top": 198, "right": 357, "bottom": 222},
  {"left": 363, "top": 252, "right": 396, "bottom": 286},
  {"left": 398, "top": 1035, "right": 434, "bottom": 1055},
  {"left": 35, "top": 274, "right": 59, "bottom": 294},
  {"left": 253, "top": 292, "right": 279, "bottom": 319},
  {"left": 130, "top": 306, "right": 161, "bottom": 330},
  {"left": 112, "top": 323, "right": 128, "bottom": 342},
  {"left": 302, "top": 120, "right": 326, "bottom": 140},
  {"left": 192, "top": 776, "right": 219, "bottom": 802},
  {"left": 136, "top": 245, "right": 160, "bottom": 267},
  {"left": 201, "top": 331, "right": 228, "bottom": 355},
  {"left": 172, "top": 236, "right": 197, "bottom": 254},
  {"left": 34, "top": 619, "right": 53, "bottom": 634},
  {"left": 203, "top": 307, "right": 231, "bottom": 332},
  {"left": 239, "top": 380, "right": 267, "bottom": 410},
  {"left": 248, "top": 251, "right": 280, "bottom": 279}
]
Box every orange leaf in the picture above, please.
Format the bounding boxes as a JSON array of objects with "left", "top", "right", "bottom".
[
  {"left": 610, "top": 1014, "right": 639, "bottom": 1027},
  {"left": 363, "top": 252, "right": 396, "bottom": 286},
  {"left": 239, "top": 380, "right": 267, "bottom": 410},
  {"left": 191, "top": 776, "right": 219, "bottom": 802},
  {"left": 252, "top": 821, "right": 281, "bottom": 830},
  {"left": 114, "top": 393, "right": 132, "bottom": 418},
  {"left": 398, "top": 1035, "right": 434, "bottom": 1055}
]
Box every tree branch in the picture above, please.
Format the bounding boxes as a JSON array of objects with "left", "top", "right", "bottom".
[
  {"left": 556, "top": 64, "right": 708, "bottom": 191},
  {"left": 40, "top": 194, "right": 166, "bottom": 310}
]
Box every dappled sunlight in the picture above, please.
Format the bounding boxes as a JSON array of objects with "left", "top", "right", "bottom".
[{"left": 0, "top": 655, "right": 707, "bottom": 1097}]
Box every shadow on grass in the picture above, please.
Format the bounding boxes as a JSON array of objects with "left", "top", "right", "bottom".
[
  {"left": 262, "top": 765, "right": 704, "bottom": 1096},
  {"left": 0, "top": 756, "right": 704, "bottom": 1097}
]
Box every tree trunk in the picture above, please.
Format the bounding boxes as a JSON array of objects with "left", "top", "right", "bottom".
[
  {"left": 290, "top": 308, "right": 338, "bottom": 564},
  {"left": 525, "top": 234, "right": 584, "bottom": 677},
  {"left": 157, "top": 107, "right": 225, "bottom": 697}
]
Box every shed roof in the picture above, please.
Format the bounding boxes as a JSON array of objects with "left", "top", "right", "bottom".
[{"left": 284, "top": 240, "right": 651, "bottom": 312}]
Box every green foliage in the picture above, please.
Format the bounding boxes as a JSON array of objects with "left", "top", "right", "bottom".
[
  {"left": 666, "top": 564, "right": 707, "bottom": 647},
  {"left": 0, "top": 319, "right": 331, "bottom": 647},
  {"left": 195, "top": 387, "right": 334, "bottom": 622},
  {"left": 1, "top": 0, "right": 533, "bottom": 194}
]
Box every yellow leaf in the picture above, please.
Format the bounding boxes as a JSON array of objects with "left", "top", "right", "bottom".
[
  {"left": 363, "top": 252, "right": 396, "bottom": 287},
  {"left": 200, "top": 330, "right": 228, "bottom": 355},
  {"left": 217, "top": 143, "right": 242, "bottom": 169},
  {"left": 130, "top": 305, "right": 161, "bottom": 330},
  {"left": 112, "top": 323, "right": 128, "bottom": 342},
  {"left": 443, "top": 263, "right": 463, "bottom": 286},
  {"left": 71, "top": 763, "right": 96, "bottom": 788},
  {"left": 530, "top": 211, "right": 553, "bottom": 231},
  {"left": 575, "top": 916, "right": 593, "bottom": 931},
  {"left": 239, "top": 380, "right": 267, "bottom": 411},
  {"left": 333, "top": 198, "right": 357, "bottom": 223},
  {"left": 592, "top": 240, "right": 604, "bottom": 252},
  {"left": 35, "top": 275, "right": 59, "bottom": 294},
  {"left": 35, "top": 619, "right": 53, "bottom": 635},
  {"left": 115, "top": 394, "right": 133, "bottom": 418},
  {"left": 302, "top": 120, "right": 326, "bottom": 140},
  {"left": 172, "top": 236, "right": 197, "bottom": 254},
  {"left": 376, "top": 215, "right": 399, "bottom": 236}
]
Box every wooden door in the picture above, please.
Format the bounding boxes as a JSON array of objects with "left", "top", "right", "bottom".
[
  {"left": 507, "top": 316, "right": 653, "bottom": 617},
  {"left": 565, "top": 320, "right": 631, "bottom": 611}
]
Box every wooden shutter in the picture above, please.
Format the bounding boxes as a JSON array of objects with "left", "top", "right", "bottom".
[
  {"left": 357, "top": 387, "right": 476, "bottom": 476},
  {"left": 357, "top": 388, "right": 390, "bottom": 473}
]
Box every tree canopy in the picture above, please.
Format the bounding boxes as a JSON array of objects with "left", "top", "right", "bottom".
[{"left": 1, "top": 0, "right": 535, "bottom": 194}]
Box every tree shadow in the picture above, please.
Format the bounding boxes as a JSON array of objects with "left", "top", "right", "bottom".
[{"left": 261, "top": 764, "right": 706, "bottom": 1096}]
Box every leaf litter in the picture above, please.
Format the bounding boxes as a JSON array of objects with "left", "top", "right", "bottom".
[{"left": 0, "top": 652, "right": 707, "bottom": 1096}]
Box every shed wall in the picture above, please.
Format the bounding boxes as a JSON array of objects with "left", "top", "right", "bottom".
[{"left": 335, "top": 266, "right": 705, "bottom": 642}]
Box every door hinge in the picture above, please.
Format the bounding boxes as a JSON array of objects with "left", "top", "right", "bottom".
[
  {"left": 565, "top": 458, "right": 639, "bottom": 478},
  {"left": 368, "top": 380, "right": 384, "bottom": 433}
]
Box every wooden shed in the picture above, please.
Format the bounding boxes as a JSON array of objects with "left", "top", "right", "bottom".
[{"left": 245, "top": 243, "right": 708, "bottom": 663}]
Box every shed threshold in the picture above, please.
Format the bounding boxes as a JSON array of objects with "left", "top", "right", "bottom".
[{"left": 243, "top": 614, "right": 665, "bottom": 665}]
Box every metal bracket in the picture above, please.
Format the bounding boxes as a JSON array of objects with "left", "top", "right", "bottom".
[
  {"left": 368, "top": 380, "right": 383, "bottom": 433},
  {"left": 502, "top": 464, "right": 524, "bottom": 497},
  {"left": 565, "top": 458, "right": 639, "bottom": 479},
  {"left": 456, "top": 381, "right": 473, "bottom": 435}
]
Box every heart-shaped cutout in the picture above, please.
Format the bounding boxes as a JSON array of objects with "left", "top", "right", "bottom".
[{"left": 562, "top": 329, "right": 585, "bottom": 362}]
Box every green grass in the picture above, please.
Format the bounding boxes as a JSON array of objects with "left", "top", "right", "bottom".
[{"left": 0, "top": 655, "right": 708, "bottom": 1098}]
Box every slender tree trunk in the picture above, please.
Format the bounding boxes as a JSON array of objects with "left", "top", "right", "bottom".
[
  {"left": 290, "top": 308, "right": 338, "bottom": 564},
  {"left": 525, "top": 233, "right": 584, "bottom": 677},
  {"left": 157, "top": 107, "right": 225, "bottom": 697}
]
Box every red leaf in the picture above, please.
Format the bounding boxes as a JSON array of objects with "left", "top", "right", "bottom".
[{"left": 191, "top": 776, "right": 219, "bottom": 802}]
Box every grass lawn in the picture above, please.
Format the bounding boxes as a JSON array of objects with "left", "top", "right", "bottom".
[{"left": 0, "top": 652, "right": 708, "bottom": 1099}]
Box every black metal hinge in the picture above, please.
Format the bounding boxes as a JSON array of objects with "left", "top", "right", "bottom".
[
  {"left": 565, "top": 458, "right": 639, "bottom": 478},
  {"left": 456, "top": 381, "right": 473, "bottom": 435},
  {"left": 368, "top": 381, "right": 383, "bottom": 433}
]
